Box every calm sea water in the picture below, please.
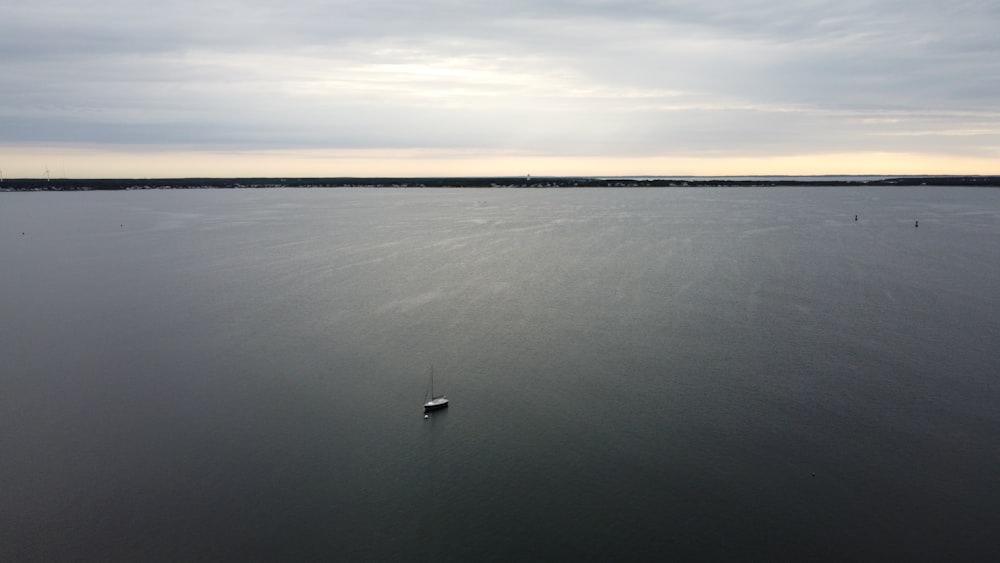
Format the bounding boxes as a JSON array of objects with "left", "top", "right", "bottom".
[{"left": 1, "top": 187, "right": 998, "bottom": 561}]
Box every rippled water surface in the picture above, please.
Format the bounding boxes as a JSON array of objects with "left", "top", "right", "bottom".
[{"left": 2, "top": 187, "right": 998, "bottom": 561}]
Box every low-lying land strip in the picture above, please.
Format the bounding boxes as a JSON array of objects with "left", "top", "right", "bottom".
[{"left": 3, "top": 176, "right": 1000, "bottom": 191}]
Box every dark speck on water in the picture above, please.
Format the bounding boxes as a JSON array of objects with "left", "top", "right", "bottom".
[{"left": 1, "top": 186, "right": 998, "bottom": 561}]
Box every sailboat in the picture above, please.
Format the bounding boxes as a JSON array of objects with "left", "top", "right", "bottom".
[{"left": 423, "top": 365, "right": 449, "bottom": 411}]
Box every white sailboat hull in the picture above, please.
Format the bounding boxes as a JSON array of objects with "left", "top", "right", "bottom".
[{"left": 423, "top": 396, "right": 449, "bottom": 410}]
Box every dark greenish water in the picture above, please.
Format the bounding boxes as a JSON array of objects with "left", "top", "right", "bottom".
[{"left": 1, "top": 187, "right": 998, "bottom": 561}]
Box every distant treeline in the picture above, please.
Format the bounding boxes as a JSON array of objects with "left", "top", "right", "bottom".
[{"left": 3, "top": 176, "right": 1000, "bottom": 191}]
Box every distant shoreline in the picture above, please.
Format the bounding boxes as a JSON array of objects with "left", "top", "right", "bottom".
[{"left": 3, "top": 176, "right": 1000, "bottom": 191}]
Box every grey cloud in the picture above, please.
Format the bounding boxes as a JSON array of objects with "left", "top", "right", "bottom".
[{"left": 3, "top": 0, "right": 999, "bottom": 160}]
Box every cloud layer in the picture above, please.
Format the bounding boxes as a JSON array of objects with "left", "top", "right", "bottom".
[{"left": 3, "top": 1, "right": 1000, "bottom": 176}]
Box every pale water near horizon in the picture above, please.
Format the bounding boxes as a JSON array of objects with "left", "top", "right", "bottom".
[{"left": 1, "top": 187, "right": 998, "bottom": 561}]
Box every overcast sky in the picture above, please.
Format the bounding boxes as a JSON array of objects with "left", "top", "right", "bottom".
[{"left": 2, "top": 0, "right": 999, "bottom": 178}]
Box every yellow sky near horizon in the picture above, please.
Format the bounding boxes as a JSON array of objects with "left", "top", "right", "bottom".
[{"left": 3, "top": 147, "right": 998, "bottom": 179}]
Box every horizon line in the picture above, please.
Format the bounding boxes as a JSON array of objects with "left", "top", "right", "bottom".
[{"left": 3, "top": 173, "right": 998, "bottom": 181}]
